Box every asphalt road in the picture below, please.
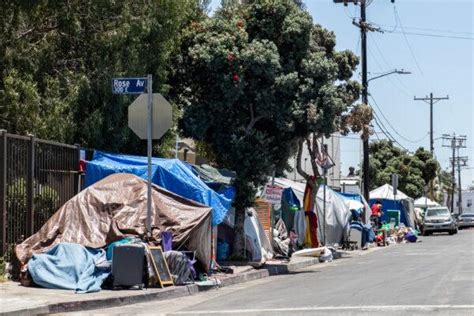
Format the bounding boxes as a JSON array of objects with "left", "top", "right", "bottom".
[{"left": 66, "top": 229, "right": 474, "bottom": 316}]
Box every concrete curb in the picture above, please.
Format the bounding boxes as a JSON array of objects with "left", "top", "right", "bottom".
[
  {"left": 265, "top": 258, "right": 320, "bottom": 275},
  {"left": 1, "top": 257, "right": 323, "bottom": 315}
]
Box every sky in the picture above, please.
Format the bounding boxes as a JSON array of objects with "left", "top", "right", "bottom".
[{"left": 209, "top": 0, "right": 474, "bottom": 189}]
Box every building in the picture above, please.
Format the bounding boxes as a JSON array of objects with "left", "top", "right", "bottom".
[{"left": 453, "top": 190, "right": 474, "bottom": 214}]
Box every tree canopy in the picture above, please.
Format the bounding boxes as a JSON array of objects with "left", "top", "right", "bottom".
[
  {"left": 0, "top": 0, "right": 204, "bottom": 155},
  {"left": 369, "top": 139, "right": 439, "bottom": 198},
  {"left": 172, "top": 0, "right": 360, "bottom": 254}
]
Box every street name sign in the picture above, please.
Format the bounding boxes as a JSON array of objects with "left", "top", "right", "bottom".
[
  {"left": 128, "top": 93, "right": 172, "bottom": 140},
  {"left": 112, "top": 77, "right": 147, "bottom": 94}
]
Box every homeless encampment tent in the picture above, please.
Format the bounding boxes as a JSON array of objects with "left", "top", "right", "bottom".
[
  {"left": 270, "top": 178, "right": 319, "bottom": 248},
  {"left": 85, "top": 151, "right": 231, "bottom": 225},
  {"left": 16, "top": 173, "right": 213, "bottom": 273},
  {"left": 315, "top": 185, "right": 352, "bottom": 246},
  {"left": 338, "top": 192, "right": 371, "bottom": 223},
  {"left": 414, "top": 197, "right": 440, "bottom": 209},
  {"left": 218, "top": 208, "right": 273, "bottom": 263},
  {"left": 369, "top": 184, "right": 416, "bottom": 228}
]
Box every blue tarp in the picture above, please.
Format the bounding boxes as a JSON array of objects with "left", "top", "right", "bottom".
[
  {"left": 338, "top": 192, "right": 364, "bottom": 203},
  {"left": 369, "top": 199, "right": 409, "bottom": 227},
  {"left": 85, "top": 151, "right": 231, "bottom": 225},
  {"left": 28, "top": 243, "right": 110, "bottom": 293}
]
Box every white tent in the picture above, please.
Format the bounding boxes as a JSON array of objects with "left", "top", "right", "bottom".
[
  {"left": 414, "top": 197, "right": 440, "bottom": 208},
  {"left": 274, "top": 177, "right": 306, "bottom": 203},
  {"left": 316, "top": 185, "right": 352, "bottom": 246},
  {"left": 369, "top": 183, "right": 410, "bottom": 200}
]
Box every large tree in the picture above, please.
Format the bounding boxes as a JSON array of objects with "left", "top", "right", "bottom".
[
  {"left": 369, "top": 140, "right": 440, "bottom": 198},
  {"left": 172, "top": 0, "right": 360, "bottom": 256},
  {"left": 0, "top": 0, "right": 204, "bottom": 155}
]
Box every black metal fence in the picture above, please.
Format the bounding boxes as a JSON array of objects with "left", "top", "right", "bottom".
[{"left": 0, "top": 131, "right": 81, "bottom": 259}]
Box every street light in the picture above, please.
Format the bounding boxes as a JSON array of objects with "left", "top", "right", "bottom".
[{"left": 368, "top": 69, "right": 411, "bottom": 83}]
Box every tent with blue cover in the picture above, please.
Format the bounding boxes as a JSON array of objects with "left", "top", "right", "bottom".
[
  {"left": 369, "top": 184, "right": 416, "bottom": 228},
  {"left": 338, "top": 192, "right": 371, "bottom": 224},
  {"left": 85, "top": 151, "right": 231, "bottom": 225}
]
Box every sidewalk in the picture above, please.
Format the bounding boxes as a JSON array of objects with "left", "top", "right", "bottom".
[{"left": 0, "top": 248, "right": 382, "bottom": 316}]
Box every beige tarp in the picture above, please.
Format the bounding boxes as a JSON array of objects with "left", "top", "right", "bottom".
[{"left": 16, "top": 173, "right": 212, "bottom": 270}]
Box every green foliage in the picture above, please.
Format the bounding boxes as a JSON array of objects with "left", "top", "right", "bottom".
[
  {"left": 369, "top": 140, "right": 440, "bottom": 198},
  {"left": 172, "top": 0, "right": 360, "bottom": 211},
  {"left": 7, "top": 178, "right": 59, "bottom": 221},
  {"left": 0, "top": 255, "right": 6, "bottom": 282},
  {"left": 0, "top": 0, "right": 203, "bottom": 155}
]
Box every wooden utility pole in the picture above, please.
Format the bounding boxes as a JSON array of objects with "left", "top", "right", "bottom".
[
  {"left": 443, "top": 134, "right": 467, "bottom": 213},
  {"left": 450, "top": 155, "right": 469, "bottom": 214},
  {"left": 333, "top": 0, "right": 389, "bottom": 202},
  {"left": 414, "top": 93, "right": 449, "bottom": 154}
]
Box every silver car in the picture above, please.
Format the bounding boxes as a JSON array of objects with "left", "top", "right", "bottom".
[
  {"left": 422, "top": 207, "right": 457, "bottom": 236},
  {"left": 458, "top": 213, "right": 474, "bottom": 229}
]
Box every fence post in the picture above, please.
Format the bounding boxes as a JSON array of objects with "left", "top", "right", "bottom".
[
  {"left": 26, "top": 135, "right": 35, "bottom": 237},
  {"left": 0, "top": 130, "right": 7, "bottom": 256},
  {"left": 74, "top": 144, "right": 81, "bottom": 194}
]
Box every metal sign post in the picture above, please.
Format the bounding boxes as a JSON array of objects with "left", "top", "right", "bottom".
[
  {"left": 146, "top": 74, "right": 153, "bottom": 237},
  {"left": 114, "top": 75, "right": 173, "bottom": 239}
]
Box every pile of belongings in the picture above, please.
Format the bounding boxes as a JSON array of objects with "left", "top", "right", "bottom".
[
  {"left": 15, "top": 173, "right": 213, "bottom": 293},
  {"left": 272, "top": 220, "right": 297, "bottom": 258},
  {"left": 377, "top": 224, "right": 419, "bottom": 245}
]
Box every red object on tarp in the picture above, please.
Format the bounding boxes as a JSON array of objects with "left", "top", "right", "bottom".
[{"left": 79, "top": 159, "right": 86, "bottom": 172}]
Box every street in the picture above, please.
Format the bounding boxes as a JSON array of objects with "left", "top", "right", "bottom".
[{"left": 64, "top": 229, "right": 474, "bottom": 316}]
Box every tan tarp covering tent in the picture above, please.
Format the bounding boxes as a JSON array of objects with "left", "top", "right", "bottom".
[{"left": 16, "top": 173, "right": 212, "bottom": 270}]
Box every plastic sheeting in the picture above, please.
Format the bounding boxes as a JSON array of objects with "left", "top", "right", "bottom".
[
  {"left": 221, "top": 208, "right": 273, "bottom": 263},
  {"left": 85, "top": 151, "right": 231, "bottom": 225},
  {"left": 315, "top": 185, "right": 352, "bottom": 246},
  {"left": 191, "top": 164, "right": 233, "bottom": 185},
  {"left": 368, "top": 198, "right": 415, "bottom": 228},
  {"left": 28, "top": 243, "right": 110, "bottom": 293},
  {"left": 338, "top": 192, "right": 371, "bottom": 224},
  {"left": 16, "top": 173, "right": 213, "bottom": 271}
]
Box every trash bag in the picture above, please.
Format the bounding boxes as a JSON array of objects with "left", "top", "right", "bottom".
[
  {"left": 405, "top": 231, "right": 418, "bottom": 243},
  {"left": 318, "top": 247, "right": 333, "bottom": 263},
  {"left": 164, "top": 251, "right": 195, "bottom": 285}
]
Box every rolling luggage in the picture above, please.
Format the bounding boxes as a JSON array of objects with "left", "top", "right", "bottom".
[{"left": 112, "top": 244, "right": 146, "bottom": 289}]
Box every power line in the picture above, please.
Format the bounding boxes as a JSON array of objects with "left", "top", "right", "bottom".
[
  {"left": 367, "top": 44, "right": 413, "bottom": 98},
  {"left": 372, "top": 23, "right": 474, "bottom": 36},
  {"left": 393, "top": 7, "right": 425, "bottom": 78},
  {"left": 369, "top": 33, "right": 415, "bottom": 96},
  {"left": 371, "top": 110, "right": 410, "bottom": 152},
  {"left": 370, "top": 94, "right": 428, "bottom": 144},
  {"left": 387, "top": 31, "right": 474, "bottom": 41}
]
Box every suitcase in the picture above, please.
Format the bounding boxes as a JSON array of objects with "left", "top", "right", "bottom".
[{"left": 112, "top": 244, "right": 146, "bottom": 289}]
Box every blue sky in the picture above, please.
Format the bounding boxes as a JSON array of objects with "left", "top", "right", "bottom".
[{"left": 210, "top": 0, "right": 473, "bottom": 189}]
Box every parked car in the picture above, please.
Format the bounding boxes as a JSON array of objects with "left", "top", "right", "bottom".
[
  {"left": 458, "top": 212, "right": 474, "bottom": 230},
  {"left": 422, "top": 207, "right": 457, "bottom": 236}
]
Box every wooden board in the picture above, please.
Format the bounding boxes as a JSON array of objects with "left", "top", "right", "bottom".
[
  {"left": 255, "top": 199, "right": 272, "bottom": 241},
  {"left": 148, "top": 246, "right": 174, "bottom": 287}
]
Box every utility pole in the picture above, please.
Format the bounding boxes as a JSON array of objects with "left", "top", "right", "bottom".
[
  {"left": 414, "top": 93, "right": 449, "bottom": 154},
  {"left": 333, "top": 0, "right": 389, "bottom": 202},
  {"left": 443, "top": 134, "right": 467, "bottom": 213},
  {"left": 450, "top": 155, "right": 469, "bottom": 214}
]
